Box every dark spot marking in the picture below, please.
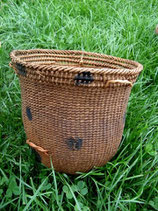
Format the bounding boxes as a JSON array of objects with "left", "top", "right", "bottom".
[
  {"left": 74, "top": 71, "right": 94, "bottom": 85},
  {"left": 123, "top": 113, "right": 126, "bottom": 125},
  {"left": 66, "top": 138, "right": 74, "bottom": 149},
  {"left": 26, "top": 107, "right": 32, "bottom": 121},
  {"left": 32, "top": 148, "right": 41, "bottom": 162},
  {"left": 16, "top": 63, "right": 26, "bottom": 76},
  {"left": 66, "top": 137, "right": 83, "bottom": 150},
  {"left": 75, "top": 138, "right": 83, "bottom": 150}
]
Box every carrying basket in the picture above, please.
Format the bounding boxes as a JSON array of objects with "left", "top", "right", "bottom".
[{"left": 10, "top": 49, "right": 143, "bottom": 174}]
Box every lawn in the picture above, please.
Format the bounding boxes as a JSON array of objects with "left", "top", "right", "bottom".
[{"left": 0, "top": 0, "right": 158, "bottom": 210}]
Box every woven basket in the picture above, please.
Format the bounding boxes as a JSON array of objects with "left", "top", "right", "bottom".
[{"left": 10, "top": 49, "right": 143, "bottom": 174}]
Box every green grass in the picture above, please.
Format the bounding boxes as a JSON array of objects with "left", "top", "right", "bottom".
[{"left": 0, "top": 0, "right": 158, "bottom": 210}]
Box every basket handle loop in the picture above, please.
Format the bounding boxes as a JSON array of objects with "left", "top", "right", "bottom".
[{"left": 105, "top": 79, "right": 133, "bottom": 87}]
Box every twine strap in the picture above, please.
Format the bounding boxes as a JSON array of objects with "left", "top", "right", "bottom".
[
  {"left": 105, "top": 80, "right": 133, "bottom": 87},
  {"left": 26, "top": 139, "right": 49, "bottom": 156}
]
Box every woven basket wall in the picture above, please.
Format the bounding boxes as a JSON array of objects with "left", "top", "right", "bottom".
[{"left": 10, "top": 49, "right": 143, "bottom": 174}]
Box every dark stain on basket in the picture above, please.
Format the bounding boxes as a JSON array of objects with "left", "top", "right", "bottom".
[
  {"left": 31, "top": 148, "right": 41, "bottom": 163},
  {"left": 66, "top": 137, "right": 83, "bottom": 150},
  {"left": 16, "top": 63, "right": 26, "bottom": 76},
  {"left": 74, "top": 71, "right": 94, "bottom": 85},
  {"left": 123, "top": 113, "right": 126, "bottom": 125},
  {"left": 26, "top": 107, "right": 32, "bottom": 121}
]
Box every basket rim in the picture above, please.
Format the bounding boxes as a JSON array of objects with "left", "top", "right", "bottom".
[
  {"left": 10, "top": 49, "right": 143, "bottom": 87},
  {"left": 10, "top": 49, "right": 143, "bottom": 75}
]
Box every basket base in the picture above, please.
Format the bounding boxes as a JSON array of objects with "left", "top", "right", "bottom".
[{"left": 27, "top": 139, "right": 120, "bottom": 174}]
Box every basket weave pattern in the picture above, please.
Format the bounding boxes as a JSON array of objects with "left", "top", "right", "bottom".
[{"left": 10, "top": 49, "right": 143, "bottom": 174}]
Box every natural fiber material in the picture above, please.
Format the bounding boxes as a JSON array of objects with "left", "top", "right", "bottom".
[{"left": 10, "top": 49, "right": 143, "bottom": 174}]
